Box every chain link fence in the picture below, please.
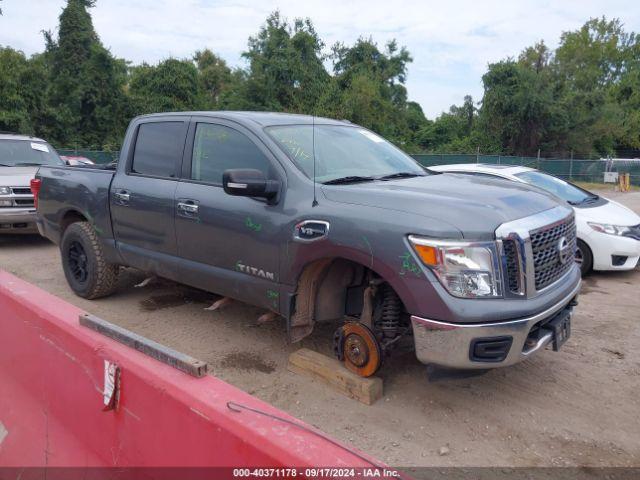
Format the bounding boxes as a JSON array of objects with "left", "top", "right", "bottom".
[
  {"left": 411, "top": 154, "right": 640, "bottom": 186},
  {"left": 54, "top": 148, "right": 640, "bottom": 186}
]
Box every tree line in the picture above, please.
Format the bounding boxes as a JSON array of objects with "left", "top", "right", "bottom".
[{"left": 1, "top": 0, "right": 639, "bottom": 158}]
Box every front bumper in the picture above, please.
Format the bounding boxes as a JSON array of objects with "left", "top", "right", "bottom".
[
  {"left": 0, "top": 208, "right": 38, "bottom": 233},
  {"left": 587, "top": 230, "right": 640, "bottom": 271},
  {"left": 411, "top": 278, "right": 581, "bottom": 369}
]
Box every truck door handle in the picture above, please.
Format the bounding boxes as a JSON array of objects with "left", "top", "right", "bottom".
[
  {"left": 177, "top": 201, "right": 199, "bottom": 215},
  {"left": 114, "top": 190, "right": 130, "bottom": 204}
]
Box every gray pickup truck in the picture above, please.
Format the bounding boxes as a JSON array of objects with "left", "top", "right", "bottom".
[{"left": 34, "top": 112, "right": 581, "bottom": 377}]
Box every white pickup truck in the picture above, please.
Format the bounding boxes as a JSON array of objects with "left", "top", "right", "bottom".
[{"left": 0, "top": 133, "right": 64, "bottom": 234}]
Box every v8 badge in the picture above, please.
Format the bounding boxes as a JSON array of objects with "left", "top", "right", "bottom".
[{"left": 294, "top": 220, "right": 330, "bottom": 242}]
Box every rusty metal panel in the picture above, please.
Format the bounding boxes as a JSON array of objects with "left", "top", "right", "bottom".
[{"left": 79, "top": 312, "right": 208, "bottom": 378}]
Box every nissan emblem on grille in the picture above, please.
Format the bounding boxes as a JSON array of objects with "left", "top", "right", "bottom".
[{"left": 557, "top": 236, "right": 572, "bottom": 265}]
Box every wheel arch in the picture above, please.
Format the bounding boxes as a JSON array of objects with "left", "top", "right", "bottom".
[
  {"left": 58, "top": 208, "right": 123, "bottom": 266},
  {"left": 576, "top": 236, "right": 594, "bottom": 275},
  {"left": 59, "top": 209, "right": 89, "bottom": 235},
  {"left": 287, "top": 255, "right": 408, "bottom": 343}
]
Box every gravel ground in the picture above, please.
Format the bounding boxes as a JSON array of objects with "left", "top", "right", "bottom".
[{"left": 1, "top": 188, "right": 639, "bottom": 467}]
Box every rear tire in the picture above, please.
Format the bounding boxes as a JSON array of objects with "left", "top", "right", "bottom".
[
  {"left": 576, "top": 239, "right": 593, "bottom": 277},
  {"left": 61, "top": 222, "right": 119, "bottom": 299}
]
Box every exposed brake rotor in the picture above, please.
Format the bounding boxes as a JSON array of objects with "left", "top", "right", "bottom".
[{"left": 333, "top": 322, "right": 382, "bottom": 377}]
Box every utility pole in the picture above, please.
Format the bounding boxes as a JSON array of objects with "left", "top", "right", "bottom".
[
  {"left": 476, "top": 146, "right": 480, "bottom": 164},
  {"left": 537, "top": 149, "right": 541, "bottom": 169}
]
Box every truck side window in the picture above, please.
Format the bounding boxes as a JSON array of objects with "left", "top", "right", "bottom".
[
  {"left": 191, "top": 123, "right": 271, "bottom": 184},
  {"left": 131, "top": 122, "right": 184, "bottom": 178}
]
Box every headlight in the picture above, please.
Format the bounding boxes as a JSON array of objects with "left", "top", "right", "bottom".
[
  {"left": 588, "top": 222, "right": 631, "bottom": 236},
  {"left": 408, "top": 236, "right": 502, "bottom": 298},
  {"left": 0, "top": 187, "right": 10, "bottom": 195}
]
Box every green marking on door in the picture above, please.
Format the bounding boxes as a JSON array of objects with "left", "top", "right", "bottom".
[
  {"left": 245, "top": 217, "right": 262, "bottom": 233},
  {"left": 267, "top": 289, "right": 279, "bottom": 308}
]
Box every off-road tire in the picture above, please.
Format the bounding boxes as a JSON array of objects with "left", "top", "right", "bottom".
[
  {"left": 61, "top": 221, "right": 119, "bottom": 299},
  {"left": 576, "top": 239, "right": 593, "bottom": 277}
]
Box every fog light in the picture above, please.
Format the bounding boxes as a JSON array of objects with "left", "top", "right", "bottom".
[
  {"left": 612, "top": 255, "right": 627, "bottom": 266},
  {"left": 470, "top": 337, "right": 513, "bottom": 362},
  {"left": 0, "top": 200, "right": 13, "bottom": 207}
]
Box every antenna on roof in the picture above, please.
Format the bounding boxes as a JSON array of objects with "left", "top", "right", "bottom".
[{"left": 311, "top": 113, "right": 318, "bottom": 207}]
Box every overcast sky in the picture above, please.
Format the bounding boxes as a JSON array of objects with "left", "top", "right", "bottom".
[{"left": 1, "top": 0, "right": 638, "bottom": 119}]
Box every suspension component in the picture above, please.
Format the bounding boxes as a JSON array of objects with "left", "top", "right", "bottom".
[{"left": 379, "top": 285, "right": 402, "bottom": 339}]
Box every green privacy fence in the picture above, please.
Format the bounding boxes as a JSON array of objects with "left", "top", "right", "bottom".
[
  {"left": 411, "top": 154, "right": 640, "bottom": 186},
  {"left": 57, "top": 149, "right": 119, "bottom": 164}
]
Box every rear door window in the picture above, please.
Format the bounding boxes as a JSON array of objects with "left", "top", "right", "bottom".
[
  {"left": 131, "top": 122, "right": 185, "bottom": 177},
  {"left": 191, "top": 123, "right": 272, "bottom": 184}
]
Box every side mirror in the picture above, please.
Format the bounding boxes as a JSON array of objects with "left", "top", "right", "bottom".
[{"left": 222, "top": 169, "right": 280, "bottom": 200}]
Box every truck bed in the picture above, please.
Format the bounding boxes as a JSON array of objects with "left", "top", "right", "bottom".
[{"left": 36, "top": 165, "right": 116, "bottom": 249}]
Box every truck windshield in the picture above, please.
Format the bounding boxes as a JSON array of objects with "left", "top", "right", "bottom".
[
  {"left": 266, "top": 125, "right": 427, "bottom": 183},
  {"left": 515, "top": 171, "right": 597, "bottom": 205},
  {"left": 0, "top": 140, "right": 64, "bottom": 167}
]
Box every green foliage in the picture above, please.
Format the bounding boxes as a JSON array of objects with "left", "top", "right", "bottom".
[
  {"left": 0, "top": 5, "right": 638, "bottom": 158},
  {"left": 330, "top": 38, "right": 417, "bottom": 145},
  {"left": 480, "top": 61, "right": 557, "bottom": 155},
  {"left": 41, "top": 0, "right": 128, "bottom": 147},
  {"left": 129, "top": 59, "right": 204, "bottom": 113},
  {"left": 235, "top": 12, "right": 330, "bottom": 113},
  {"left": 475, "top": 17, "right": 640, "bottom": 157},
  {"left": 194, "top": 49, "right": 232, "bottom": 108},
  {"left": 416, "top": 17, "right": 640, "bottom": 157},
  {"left": 0, "top": 47, "right": 33, "bottom": 133},
  {"left": 416, "top": 95, "right": 498, "bottom": 153}
]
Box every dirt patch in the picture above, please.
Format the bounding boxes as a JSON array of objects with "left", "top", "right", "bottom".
[
  {"left": 140, "top": 288, "right": 215, "bottom": 311},
  {"left": 579, "top": 276, "right": 610, "bottom": 296},
  {"left": 220, "top": 351, "right": 276, "bottom": 374},
  {"left": 602, "top": 348, "right": 625, "bottom": 360}
]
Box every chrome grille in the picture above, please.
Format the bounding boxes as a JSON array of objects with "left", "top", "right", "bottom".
[
  {"left": 503, "top": 239, "right": 521, "bottom": 293},
  {"left": 530, "top": 216, "right": 576, "bottom": 290},
  {"left": 0, "top": 186, "right": 35, "bottom": 209},
  {"left": 497, "top": 206, "right": 577, "bottom": 299}
]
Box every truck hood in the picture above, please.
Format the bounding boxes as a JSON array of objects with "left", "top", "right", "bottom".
[
  {"left": 321, "top": 173, "right": 567, "bottom": 239},
  {"left": 0, "top": 166, "right": 38, "bottom": 187}
]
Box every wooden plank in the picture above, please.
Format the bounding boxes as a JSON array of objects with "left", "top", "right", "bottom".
[
  {"left": 79, "top": 313, "right": 208, "bottom": 378},
  {"left": 287, "top": 348, "right": 382, "bottom": 405}
]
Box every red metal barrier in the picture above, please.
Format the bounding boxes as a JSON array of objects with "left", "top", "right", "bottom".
[{"left": 0, "top": 270, "right": 392, "bottom": 477}]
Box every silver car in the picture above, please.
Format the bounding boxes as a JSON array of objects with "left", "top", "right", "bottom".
[{"left": 0, "top": 133, "right": 65, "bottom": 234}]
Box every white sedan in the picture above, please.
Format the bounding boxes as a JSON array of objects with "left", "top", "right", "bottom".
[{"left": 429, "top": 163, "right": 640, "bottom": 275}]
